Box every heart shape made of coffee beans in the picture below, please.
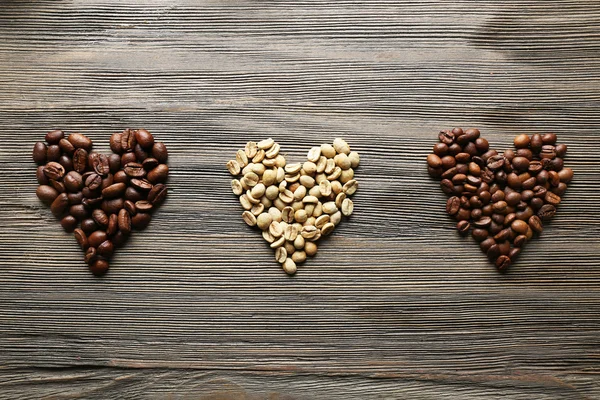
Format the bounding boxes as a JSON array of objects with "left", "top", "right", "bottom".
[
  {"left": 427, "top": 128, "right": 573, "bottom": 271},
  {"left": 227, "top": 138, "right": 359, "bottom": 275},
  {"left": 33, "top": 129, "right": 169, "bottom": 276}
]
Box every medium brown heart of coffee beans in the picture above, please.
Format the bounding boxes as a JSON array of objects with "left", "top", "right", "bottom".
[
  {"left": 33, "top": 129, "right": 169, "bottom": 276},
  {"left": 227, "top": 138, "right": 359, "bottom": 275},
  {"left": 427, "top": 128, "right": 573, "bottom": 272}
]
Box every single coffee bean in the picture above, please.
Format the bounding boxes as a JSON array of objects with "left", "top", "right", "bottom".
[
  {"left": 112, "top": 231, "right": 128, "bottom": 247},
  {"left": 107, "top": 213, "right": 118, "bottom": 236},
  {"left": 89, "top": 152, "right": 110, "bottom": 176},
  {"left": 513, "top": 134, "right": 530, "bottom": 148},
  {"left": 118, "top": 208, "right": 132, "bottom": 234},
  {"left": 36, "top": 185, "right": 59, "bottom": 204},
  {"left": 493, "top": 201, "right": 507, "bottom": 213},
  {"left": 541, "top": 133, "right": 557, "bottom": 145},
  {"left": 504, "top": 213, "right": 517, "bottom": 227},
  {"left": 88, "top": 230, "right": 108, "bottom": 248},
  {"left": 125, "top": 186, "right": 143, "bottom": 202},
  {"left": 427, "top": 153, "right": 442, "bottom": 168},
  {"left": 32, "top": 142, "right": 47, "bottom": 164},
  {"left": 69, "top": 204, "right": 88, "bottom": 220},
  {"left": 50, "top": 179, "right": 66, "bottom": 194},
  {"left": 142, "top": 158, "right": 159, "bottom": 171},
  {"left": 67, "top": 191, "right": 83, "bottom": 205},
  {"left": 147, "top": 183, "right": 167, "bottom": 205},
  {"left": 558, "top": 167, "right": 573, "bottom": 183},
  {"left": 60, "top": 215, "right": 78, "bottom": 232},
  {"left": 84, "top": 247, "right": 97, "bottom": 265},
  {"left": 455, "top": 208, "right": 470, "bottom": 221},
  {"left": 494, "top": 228, "right": 512, "bottom": 242},
  {"left": 130, "top": 178, "right": 153, "bottom": 191},
  {"left": 107, "top": 153, "right": 121, "bottom": 174},
  {"left": 68, "top": 133, "right": 93, "bottom": 151},
  {"left": 46, "top": 145, "right": 61, "bottom": 162},
  {"left": 37, "top": 166, "right": 49, "bottom": 185},
  {"left": 472, "top": 228, "right": 489, "bottom": 242},
  {"left": 134, "top": 143, "right": 149, "bottom": 161},
  {"left": 92, "top": 209, "right": 109, "bottom": 228},
  {"left": 89, "top": 259, "right": 109, "bottom": 276},
  {"left": 113, "top": 170, "right": 128, "bottom": 184},
  {"left": 135, "top": 200, "right": 153, "bottom": 212},
  {"left": 58, "top": 138, "right": 75, "bottom": 156},
  {"left": 84, "top": 172, "right": 102, "bottom": 190},
  {"left": 446, "top": 196, "right": 460, "bottom": 216},
  {"left": 102, "top": 182, "right": 126, "bottom": 199},
  {"left": 516, "top": 206, "right": 534, "bottom": 221},
  {"left": 124, "top": 200, "right": 137, "bottom": 215},
  {"left": 74, "top": 228, "right": 89, "bottom": 250},
  {"left": 514, "top": 235, "right": 527, "bottom": 247},
  {"left": 135, "top": 129, "right": 155, "bottom": 149},
  {"left": 495, "top": 255, "right": 511, "bottom": 271},
  {"left": 441, "top": 167, "right": 458, "bottom": 179},
  {"left": 487, "top": 244, "right": 500, "bottom": 260},
  {"left": 44, "top": 162, "right": 65, "bottom": 181},
  {"left": 110, "top": 132, "right": 123, "bottom": 153},
  {"left": 555, "top": 144, "right": 567, "bottom": 157},
  {"left": 511, "top": 219, "right": 529, "bottom": 234},
  {"left": 456, "top": 220, "right": 470, "bottom": 235},
  {"left": 58, "top": 154, "right": 73, "bottom": 172},
  {"left": 121, "top": 151, "right": 137, "bottom": 166},
  {"left": 438, "top": 130, "right": 454, "bottom": 145},
  {"left": 147, "top": 164, "right": 169, "bottom": 183},
  {"left": 487, "top": 155, "right": 505, "bottom": 171},
  {"left": 71, "top": 148, "right": 88, "bottom": 173},
  {"left": 101, "top": 198, "right": 124, "bottom": 215},
  {"left": 440, "top": 179, "right": 454, "bottom": 195},
  {"left": 512, "top": 156, "right": 530, "bottom": 172},
  {"left": 433, "top": 143, "right": 448, "bottom": 156},
  {"left": 80, "top": 218, "right": 98, "bottom": 235},
  {"left": 475, "top": 138, "right": 489, "bottom": 153},
  {"left": 528, "top": 215, "right": 543, "bottom": 233},
  {"left": 45, "top": 129, "right": 64, "bottom": 144},
  {"left": 63, "top": 171, "right": 83, "bottom": 192},
  {"left": 131, "top": 212, "right": 151, "bottom": 230},
  {"left": 152, "top": 141, "right": 168, "bottom": 163},
  {"left": 441, "top": 155, "right": 456, "bottom": 170},
  {"left": 97, "top": 240, "right": 114, "bottom": 258},
  {"left": 50, "top": 192, "right": 69, "bottom": 217},
  {"left": 473, "top": 216, "right": 492, "bottom": 228},
  {"left": 530, "top": 133, "right": 543, "bottom": 152},
  {"left": 120, "top": 129, "right": 137, "bottom": 152},
  {"left": 544, "top": 191, "right": 561, "bottom": 206}
]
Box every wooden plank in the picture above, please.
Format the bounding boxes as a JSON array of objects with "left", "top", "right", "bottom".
[{"left": 0, "top": 1, "right": 599, "bottom": 398}]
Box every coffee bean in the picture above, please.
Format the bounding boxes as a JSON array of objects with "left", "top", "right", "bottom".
[
  {"left": 110, "top": 132, "right": 123, "bottom": 153},
  {"left": 45, "top": 130, "right": 64, "bottom": 144},
  {"left": 89, "top": 259, "right": 109, "bottom": 276},
  {"left": 74, "top": 228, "right": 89, "bottom": 250},
  {"left": 118, "top": 209, "right": 132, "bottom": 235},
  {"left": 446, "top": 196, "right": 460, "bottom": 216},
  {"left": 44, "top": 162, "right": 65, "bottom": 180},
  {"left": 152, "top": 142, "right": 168, "bottom": 163},
  {"left": 147, "top": 164, "right": 169, "bottom": 183},
  {"left": 69, "top": 204, "right": 88, "bottom": 220},
  {"left": 88, "top": 230, "right": 108, "bottom": 248},
  {"left": 92, "top": 209, "right": 109, "bottom": 228},
  {"left": 107, "top": 153, "right": 121, "bottom": 174},
  {"left": 129, "top": 178, "right": 153, "bottom": 192},
  {"left": 36, "top": 166, "right": 49, "bottom": 185},
  {"left": 89, "top": 152, "right": 110, "bottom": 176},
  {"left": 107, "top": 213, "right": 118, "bottom": 236},
  {"left": 63, "top": 171, "right": 83, "bottom": 192},
  {"left": 60, "top": 215, "right": 78, "bottom": 233},
  {"left": 135, "top": 200, "right": 153, "bottom": 212},
  {"left": 80, "top": 219, "right": 98, "bottom": 235},
  {"left": 433, "top": 143, "right": 448, "bottom": 156},
  {"left": 125, "top": 186, "right": 143, "bottom": 202},
  {"left": 32, "top": 142, "right": 47, "bottom": 164},
  {"left": 513, "top": 134, "right": 530, "bottom": 149},
  {"left": 84, "top": 247, "right": 97, "bottom": 265},
  {"left": 131, "top": 212, "right": 151, "bottom": 230},
  {"left": 456, "top": 220, "right": 470, "bottom": 235},
  {"left": 102, "top": 182, "right": 126, "bottom": 199},
  {"left": 148, "top": 183, "right": 167, "bottom": 206},
  {"left": 438, "top": 130, "right": 455, "bottom": 145},
  {"left": 121, "top": 152, "right": 137, "bottom": 166},
  {"left": 135, "top": 129, "right": 154, "bottom": 149},
  {"left": 427, "top": 154, "right": 442, "bottom": 169},
  {"left": 50, "top": 193, "right": 69, "bottom": 217},
  {"left": 544, "top": 191, "right": 561, "bottom": 206},
  {"left": 120, "top": 129, "right": 137, "bottom": 152},
  {"left": 495, "top": 255, "right": 511, "bottom": 271},
  {"left": 472, "top": 228, "right": 488, "bottom": 242},
  {"left": 124, "top": 200, "right": 137, "bottom": 215},
  {"left": 134, "top": 144, "right": 149, "bottom": 161},
  {"left": 46, "top": 145, "right": 60, "bottom": 162},
  {"left": 67, "top": 133, "right": 92, "bottom": 151},
  {"left": 84, "top": 172, "right": 102, "bottom": 190},
  {"left": 36, "top": 185, "right": 59, "bottom": 204},
  {"left": 101, "top": 198, "right": 124, "bottom": 215},
  {"left": 487, "top": 155, "right": 505, "bottom": 171},
  {"left": 71, "top": 148, "right": 88, "bottom": 173},
  {"left": 142, "top": 157, "right": 159, "bottom": 171},
  {"left": 97, "top": 240, "right": 114, "bottom": 258},
  {"left": 528, "top": 215, "right": 543, "bottom": 233}
]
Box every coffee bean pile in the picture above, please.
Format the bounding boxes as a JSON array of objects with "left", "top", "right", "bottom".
[
  {"left": 227, "top": 138, "right": 359, "bottom": 275},
  {"left": 33, "top": 129, "right": 169, "bottom": 276},
  {"left": 427, "top": 129, "right": 573, "bottom": 271}
]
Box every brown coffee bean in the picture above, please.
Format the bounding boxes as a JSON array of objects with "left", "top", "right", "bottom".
[
  {"left": 440, "top": 179, "right": 454, "bottom": 195},
  {"left": 511, "top": 219, "right": 529, "bottom": 234},
  {"left": 97, "top": 240, "right": 114, "bottom": 258},
  {"left": 89, "top": 152, "right": 110, "bottom": 176},
  {"left": 131, "top": 178, "right": 153, "bottom": 191},
  {"left": 92, "top": 209, "right": 109, "bottom": 228},
  {"left": 441, "top": 167, "right": 458, "bottom": 179},
  {"left": 433, "top": 143, "right": 448, "bottom": 156},
  {"left": 101, "top": 198, "right": 124, "bottom": 215},
  {"left": 71, "top": 148, "right": 88, "bottom": 173},
  {"left": 73, "top": 228, "right": 89, "bottom": 250},
  {"left": 124, "top": 200, "right": 137, "bottom": 215},
  {"left": 473, "top": 216, "right": 492, "bottom": 228},
  {"left": 44, "top": 162, "right": 65, "bottom": 180},
  {"left": 513, "top": 134, "right": 530, "bottom": 148},
  {"left": 107, "top": 213, "right": 118, "bottom": 236},
  {"left": 125, "top": 187, "right": 143, "bottom": 202},
  {"left": 46, "top": 145, "right": 61, "bottom": 162},
  {"left": 45, "top": 130, "right": 64, "bottom": 144},
  {"left": 102, "top": 182, "right": 126, "bottom": 199},
  {"left": 152, "top": 142, "right": 168, "bottom": 163},
  {"left": 120, "top": 152, "right": 136, "bottom": 168},
  {"left": 147, "top": 183, "right": 167, "bottom": 206},
  {"left": 50, "top": 193, "right": 69, "bottom": 217},
  {"left": 446, "top": 197, "right": 461, "bottom": 216},
  {"left": 558, "top": 167, "right": 573, "bottom": 183},
  {"left": 135, "top": 200, "right": 153, "bottom": 212},
  {"left": 37, "top": 166, "right": 49, "bottom": 185},
  {"left": 36, "top": 185, "right": 59, "bottom": 204},
  {"left": 68, "top": 133, "right": 92, "bottom": 151},
  {"left": 555, "top": 144, "right": 567, "bottom": 157},
  {"left": 134, "top": 144, "right": 149, "bottom": 161},
  {"left": 58, "top": 155, "right": 73, "bottom": 172},
  {"left": 88, "top": 230, "right": 108, "bottom": 248},
  {"left": 456, "top": 220, "right": 470, "bottom": 235},
  {"left": 438, "top": 130, "right": 454, "bottom": 145},
  {"left": 135, "top": 129, "right": 155, "bottom": 149},
  {"left": 528, "top": 215, "right": 543, "bottom": 233},
  {"left": 123, "top": 162, "right": 145, "bottom": 178},
  {"left": 63, "top": 171, "right": 83, "bottom": 192},
  {"left": 118, "top": 208, "right": 132, "bottom": 234},
  {"left": 69, "top": 204, "right": 88, "bottom": 220},
  {"left": 494, "top": 228, "right": 512, "bottom": 242},
  {"left": 544, "top": 191, "right": 561, "bottom": 206},
  {"left": 487, "top": 244, "right": 500, "bottom": 260},
  {"left": 514, "top": 235, "right": 527, "bottom": 247},
  {"left": 541, "top": 133, "right": 557, "bottom": 145},
  {"left": 32, "top": 142, "right": 47, "bottom": 164},
  {"left": 108, "top": 153, "right": 121, "bottom": 173},
  {"left": 441, "top": 156, "right": 456, "bottom": 170},
  {"left": 120, "top": 129, "right": 137, "bottom": 152},
  {"left": 487, "top": 155, "right": 505, "bottom": 171},
  {"left": 80, "top": 219, "right": 97, "bottom": 234},
  {"left": 530, "top": 134, "right": 542, "bottom": 152},
  {"left": 58, "top": 138, "right": 75, "bottom": 156},
  {"left": 493, "top": 201, "right": 507, "bottom": 213},
  {"left": 84, "top": 247, "right": 97, "bottom": 265},
  {"left": 495, "top": 255, "right": 511, "bottom": 271},
  {"left": 85, "top": 173, "right": 102, "bottom": 190},
  {"left": 89, "top": 259, "right": 109, "bottom": 276},
  {"left": 60, "top": 215, "right": 78, "bottom": 233},
  {"left": 455, "top": 208, "right": 470, "bottom": 221},
  {"left": 512, "top": 156, "right": 530, "bottom": 172},
  {"left": 472, "top": 228, "right": 489, "bottom": 242},
  {"left": 131, "top": 212, "right": 151, "bottom": 230},
  {"left": 427, "top": 154, "right": 442, "bottom": 168},
  {"left": 114, "top": 170, "right": 128, "bottom": 184}
]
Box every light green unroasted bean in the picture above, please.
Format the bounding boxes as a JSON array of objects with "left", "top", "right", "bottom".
[
  {"left": 270, "top": 236, "right": 285, "bottom": 249},
  {"left": 236, "top": 149, "right": 249, "bottom": 167},
  {"left": 262, "top": 230, "right": 275, "bottom": 243},
  {"left": 321, "top": 143, "right": 336, "bottom": 158},
  {"left": 249, "top": 163, "right": 266, "bottom": 176},
  {"left": 313, "top": 201, "right": 323, "bottom": 217},
  {"left": 262, "top": 169, "right": 277, "bottom": 186},
  {"left": 274, "top": 155, "right": 286, "bottom": 168},
  {"left": 242, "top": 172, "right": 259, "bottom": 187},
  {"left": 305, "top": 241, "right": 318, "bottom": 256},
  {"left": 304, "top": 217, "right": 316, "bottom": 226},
  {"left": 294, "top": 209, "right": 308, "bottom": 223},
  {"left": 308, "top": 186, "right": 322, "bottom": 198},
  {"left": 284, "top": 241, "right": 295, "bottom": 255},
  {"left": 292, "top": 250, "right": 307, "bottom": 264},
  {"left": 285, "top": 172, "right": 300, "bottom": 183},
  {"left": 240, "top": 194, "right": 252, "bottom": 210},
  {"left": 342, "top": 198, "right": 354, "bottom": 216},
  {"left": 242, "top": 210, "right": 256, "bottom": 226},
  {"left": 278, "top": 180, "right": 287, "bottom": 192},
  {"left": 281, "top": 206, "right": 295, "bottom": 223},
  {"left": 284, "top": 224, "right": 299, "bottom": 241},
  {"left": 291, "top": 200, "right": 304, "bottom": 211},
  {"left": 302, "top": 161, "right": 317, "bottom": 175},
  {"left": 334, "top": 153, "right": 351, "bottom": 170},
  {"left": 339, "top": 169, "right": 354, "bottom": 184},
  {"left": 333, "top": 138, "right": 351, "bottom": 155},
  {"left": 321, "top": 222, "right": 335, "bottom": 236},
  {"left": 307, "top": 146, "right": 321, "bottom": 163},
  {"left": 273, "top": 197, "right": 286, "bottom": 211},
  {"left": 324, "top": 158, "right": 336, "bottom": 174},
  {"left": 327, "top": 166, "right": 342, "bottom": 181},
  {"left": 263, "top": 157, "right": 277, "bottom": 167},
  {"left": 256, "top": 212, "right": 273, "bottom": 230},
  {"left": 301, "top": 225, "right": 319, "bottom": 240},
  {"left": 265, "top": 185, "right": 279, "bottom": 200},
  {"left": 260, "top": 196, "right": 272, "bottom": 208},
  {"left": 285, "top": 163, "right": 302, "bottom": 174},
  {"left": 231, "top": 179, "right": 243, "bottom": 195},
  {"left": 319, "top": 180, "right": 332, "bottom": 197},
  {"left": 251, "top": 183, "right": 266, "bottom": 199},
  {"left": 304, "top": 203, "right": 315, "bottom": 217},
  {"left": 303, "top": 195, "right": 319, "bottom": 204},
  {"left": 316, "top": 156, "right": 327, "bottom": 173},
  {"left": 276, "top": 167, "right": 285, "bottom": 182},
  {"left": 245, "top": 190, "right": 260, "bottom": 204},
  {"left": 342, "top": 179, "right": 358, "bottom": 195},
  {"left": 251, "top": 203, "right": 264, "bottom": 216},
  {"left": 258, "top": 138, "right": 274, "bottom": 150},
  {"left": 252, "top": 149, "right": 265, "bottom": 163},
  {"left": 265, "top": 142, "right": 280, "bottom": 158},
  {"left": 315, "top": 214, "right": 330, "bottom": 229},
  {"left": 348, "top": 151, "right": 360, "bottom": 168},
  {"left": 282, "top": 258, "right": 296, "bottom": 275},
  {"left": 269, "top": 221, "right": 283, "bottom": 238},
  {"left": 268, "top": 207, "right": 282, "bottom": 222},
  {"left": 245, "top": 141, "right": 258, "bottom": 158},
  {"left": 293, "top": 185, "right": 307, "bottom": 201},
  {"left": 275, "top": 247, "right": 287, "bottom": 263},
  {"left": 299, "top": 175, "right": 315, "bottom": 188},
  {"left": 315, "top": 173, "right": 327, "bottom": 184},
  {"left": 331, "top": 180, "right": 343, "bottom": 195},
  {"left": 335, "top": 192, "right": 346, "bottom": 208},
  {"left": 294, "top": 235, "right": 305, "bottom": 249},
  {"left": 226, "top": 160, "right": 241, "bottom": 175},
  {"left": 322, "top": 201, "right": 338, "bottom": 214},
  {"left": 279, "top": 189, "right": 294, "bottom": 204},
  {"left": 331, "top": 210, "right": 342, "bottom": 225}
]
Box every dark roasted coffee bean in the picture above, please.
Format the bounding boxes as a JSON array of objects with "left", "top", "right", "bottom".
[
  {"left": 112, "top": 231, "right": 128, "bottom": 247},
  {"left": 493, "top": 201, "right": 507, "bottom": 213},
  {"left": 92, "top": 209, "right": 109, "bottom": 228},
  {"left": 511, "top": 156, "right": 530, "bottom": 172},
  {"left": 487, "top": 155, "right": 505, "bottom": 171},
  {"left": 46, "top": 145, "right": 61, "bottom": 162},
  {"left": 528, "top": 215, "right": 543, "bottom": 233},
  {"left": 508, "top": 247, "right": 520, "bottom": 261},
  {"left": 124, "top": 200, "right": 137, "bottom": 215},
  {"left": 473, "top": 216, "right": 492, "bottom": 229},
  {"left": 44, "top": 162, "right": 65, "bottom": 180},
  {"left": 555, "top": 144, "right": 567, "bottom": 157},
  {"left": 59, "top": 138, "right": 75, "bottom": 155},
  {"left": 530, "top": 133, "right": 543, "bottom": 152},
  {"left": 475, "top": 138, "right": 489, "bottom": 153},
  {"left": 552, "top": 182, "right": 567, "bottom": 196},
  {"left": 463, "top": 128, "right": 480, "bottom": 141},
  {"left": 545, "top": 191, "right": 561, "bottom": 206},
  {"left": 36, "top": 185, "right": 59, "bottom": 204},
  {"left": 548, "top": 171, "right": 560, "bottom": 187},
  {"left": 131, "top": 212, "right": 151, "bottom": 230},
  {"left": 69, "top": 204, "right": 88, "bottom": 220},
  {"left": 102, "top": 182, "right": 126, "bottom": 199},
  {"left": 68, "top": 133, "right": 92, "bottom": 151},
  {"left": 455, "top": 208, "right": 470, "bottom": 221},
  {"left": 456, "top": 164, "right": 469, "bottom": 176},
  {"left": 438, "top": 130, "right": 454, "bottom": 145},
  {"left": 125, "top": 186, "right": 143, "bottom": 202},
  {"left": 472, "top": 228, "right": 488, "bottom": 242},
  {"left": 110, "top": 132, "right": 123, "bottom": 153},
  {"left": 481, "top": 168, "right": 495, "bottom": 184},
  {"left": 84, "top": 247, "right": 97, "bottom": 265},
  {"left": 114, "top": 170, "right": 128, "bottom": 184},
  {"left": 513, "top": 134, "right": 530, "bottom": 149},
  {"left": 540, "top": 145, "right": 556, "bottom": 160},
  {"left": 489, "top": 221, "right": 502, "bottom": 235},
  {"left": 463, "top": 142, "right": 478, "bottom": 156},
  {"left": 452, "top": 127, "right": 464, "bottom": 136},
  {"left": 45, "top": 129, "right": 64, "bottom": 144},
  {"left": 81, "top": 188, "right": 98, "bottom": 201},
  {"left": 130, "top": 178, "right": 153, "bottom": 191},
  {"left": 152, "top": 141, "right": 168, "bottom": 163},
  {"left": 101, "top": 174, "right": 114, "bottom": 190},
  {"left": 72, "top": 148, "right": 88, "bottom": 173},
  {"left": 109, "top": 153, "right": 121, "bottom": 173},
  {"left": 32, "top": 142, "right": 47, "bottom": 164},
  {"left": 37, "top": 166, "right": 49, "bottom": 185},
  {"left": 495, "top": 255, "right": 511, "bottom": 271},
  {"left": 50, "top": 179, "right": 66, "bottom": 194},
  {"left": 97, "top": 240, "right": 114, "bottom": 258},
  {"left": 455, "top": 152, "right": 470, "bottom": 163},
  {"left": 516, "top": 148, "right": 532, "bottom": 160},
  {"left": 101, "top": 198, "right": 124, "bottom": 215},
  {"left": 494, "top": 228, "right": 512, "bottom": 242},
  {"left": 487, "top": 244, "right": 500, "bottom": 260},
  {"left": 427, "top": 153, "right": 442, "bottom": 168},
  {"left": 530, "top": 197, "right": 544, "bottom": 210},
  {"left": 63, "top": 171, "right": 83, "bottom": 192},
  {"left": 50, "top": 193, "right": 69, "bottom": 217},
  {"left": 541, "top": 133, "right": 557, "bottom": 145},
  {"left": 67, "top": 191, "right": 83, "bottom": 205},
  {"left": 89, "top": 152, "right": 110, "bottom": 176},
  {"left": 522, "top": 177, "right": 536, "bottom": 190},
  {"left": 135, "top": 129, "right": 155, "bottom": 149},
  {"left": 124, "top": 162, "right": 146, "bottom": 178},
  {"left": 470, "top": 208, "right": 482, "bottom": 220},
  {"left": 61, "top": 215, "right": 78, "bottom": 232},
  {"left": 504, "top": 213, "right": 517, "bottom": 227},
  {"left": 89, "top": 259, "right": 109, "bottom": 276},
  {"left": 107, "top": 213, "right": 118, "bottom": 236},
  {"left": 441, "top": 155, "right": 456, "bottom": 170},
  {"left": 456, "top": 220, "right": 470, "bottom": 235},
  {"left": 481, "top": 149, "right": 498, "bottom": 161},
  {"left": 81, "top": 218, "right": 98, "bottom": 235},
  {"left": 142, "top": 157, "right": 159, "bottom": 171},
  {"left": 480, "top": 237, "right": 496, "bottom": 253},
  {"left": 491, "top": 213, "right": 504, "bottom": 225},
  {"left": 88, "top": 230, "right": 108, "bottom": 248},
  {"left": 118, "top": 209, "right": 132, "bottom": 235},
  {"left": 134, "top": 144, "right": 149, "bottom": 161},
  {"left": 528, "top": 161, "right": 543, "bottom": 175},
  {"left": 505, "top": 192, "right": 521, "bottom": 207},
  {"left": 533, "top": 186, "right": 547, "bottom": 198},
  {"left": 74, "top": 228, "right": 89, "bottom": 250},
  {"left": 536, "top": 170, "right": 549, "bottom": 184},
  {"left": 135, "top": 200, "right": 153, "bottom": 212},
  {"left": 433, "top": 143, "right": 448, "bottom": 156},
  {"left": 58, "top": 154, "right": 73, "bottom": 172},
  {"left": 514, "top": 235, "right": 527, "bottom": 247},
  {"left": 121, "top": 151, "right": 137, "bottom": 166},
  {"left": 85, "top": 173, "right": 102, "bottom": 190},
  {"left": 121, "top": 129, "right": 137, "bottom": 152},
  {"left": 148, "top": 184, "right": 167, "bottom": 206},
  {"left": 441, "top": 167, "right": 458, "bottom": 179},
  {"left": 498, "top": 240, "right": 511, "bottom": 256}
]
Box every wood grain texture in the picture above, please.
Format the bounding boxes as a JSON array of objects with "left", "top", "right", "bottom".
[{"left": 0, "top": 1, "right": 599, "bottom": 399}]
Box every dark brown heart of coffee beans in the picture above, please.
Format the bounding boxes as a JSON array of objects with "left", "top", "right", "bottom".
[
  {"left": 33, "top": 129, "right": 169, "bottom": 276},
  {"left": 427, "top": 128, "right": 573, "bottom": 272}
]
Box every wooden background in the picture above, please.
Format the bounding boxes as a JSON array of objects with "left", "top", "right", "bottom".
[{"left": 0, "top": 1, "right": 599, "bottom": 399}]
